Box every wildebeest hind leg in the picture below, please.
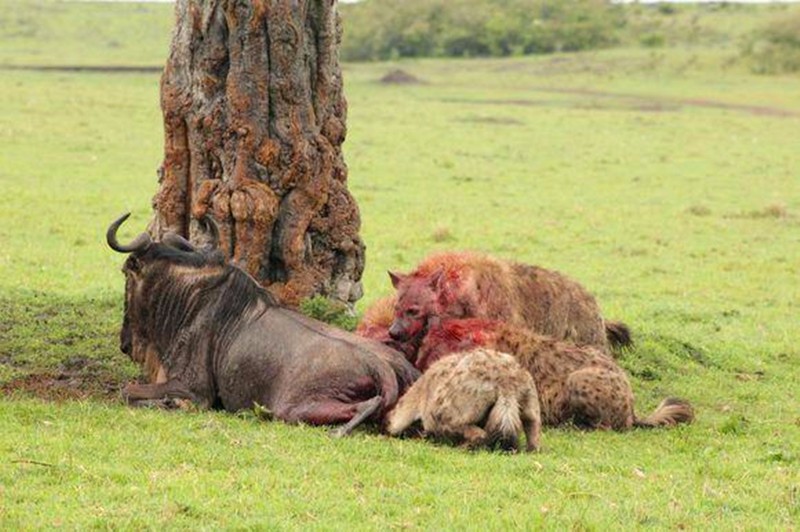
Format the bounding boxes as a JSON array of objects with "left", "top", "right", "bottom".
[
  {"left": 330, "top": 396, "right": 384, "bottom": 438},
  {"left": 278, "top": 397, "right": 383, "bottom": 436}
]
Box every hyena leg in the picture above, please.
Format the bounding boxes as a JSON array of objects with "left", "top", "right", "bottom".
[
  {"left": 521, "top": 390, "right": 542, "bottom": 452},
  {"left": 385, "top": 382, "right": 427, "bottom": 436},
  {"left": 565, "top": 367, "right": 635, "bottom": 430},
  {"left": 459, "top": 425, "right": 489, "bottom": 449}
]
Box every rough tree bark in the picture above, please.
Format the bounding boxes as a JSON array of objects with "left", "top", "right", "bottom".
[{"left": 149, "top": 0, "right": 364, "bottom": 307}]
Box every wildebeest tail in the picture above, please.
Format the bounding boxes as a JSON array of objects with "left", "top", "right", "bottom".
[
  {"left": 634, "top": 397, "right": 694, "bottom": 428},
  {"left": 373, "top": 349, "right": 421, "bottom": 397},
  {"left": 368, "top": 357, "right": 405, "bottom": 417},
  {"left": 605, "top": 320, "right": 633, "bottom": 349},
  {"left": 484, "top": 392, "right": 523, "bottom": 451}
]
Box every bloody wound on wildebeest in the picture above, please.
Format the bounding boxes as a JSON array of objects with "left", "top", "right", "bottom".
[{"left": 107, "top": 213, "right": 419, "bottom": 435}]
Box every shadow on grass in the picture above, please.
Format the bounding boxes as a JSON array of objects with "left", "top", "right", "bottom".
[
  {"left": 1, "top": 291, "right": 714, "bottom": 407},
  {"left": 0, "top": 290, "right": 136, "bottom": 402}
]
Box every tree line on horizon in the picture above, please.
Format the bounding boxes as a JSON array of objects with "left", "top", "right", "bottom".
[
  {"left": 340, "top": 0, "right": 625, "bottom": 61},
  {"left": 339, "top": 0, "right": 800, "bottom": 74}
]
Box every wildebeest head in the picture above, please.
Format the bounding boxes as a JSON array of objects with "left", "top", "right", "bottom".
[
  {"left": 387, "top": 268, "right": 445, "bottom": 342},
  {"left": 106, "top": 213, "right": 226, "bottom": 374}
]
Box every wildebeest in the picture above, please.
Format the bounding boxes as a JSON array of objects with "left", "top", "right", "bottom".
[
  {"left": 359, "top": 252, "right": 631, "bottom": 358},
  {"left": 414, "top": 318, "right": 693, "bottom": 430},
  {"left": 107, "top": 213, "right": 419, "bottom": 435},
  {"left": 387, "top": 348, "right": 541, "bottom": 452}
]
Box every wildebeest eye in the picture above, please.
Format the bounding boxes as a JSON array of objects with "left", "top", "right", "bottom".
[{"left": 124, "top": 256, "right": 141, "bottom": 273}]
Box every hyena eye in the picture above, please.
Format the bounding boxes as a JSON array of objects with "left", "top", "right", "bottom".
[{"left": 405, "top": 308, "right": 420, "bottom": 318}]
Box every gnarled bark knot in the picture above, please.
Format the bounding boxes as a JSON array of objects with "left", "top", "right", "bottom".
[{"left": 148, "top": 0, "right": 365, "bottom": 307}]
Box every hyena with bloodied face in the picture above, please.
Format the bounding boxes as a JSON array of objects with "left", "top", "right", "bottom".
[
  {"left": 387, "top": 348, "right": 541, "bottom": 452},
  {"left": 413, "top": 318, "right": 693, "bottom": 431},
  {"left": 360, "top": 252, "right": 630, "bottom": 359}
]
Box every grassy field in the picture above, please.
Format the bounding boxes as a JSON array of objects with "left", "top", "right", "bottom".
[{"left": 2, "top": 1, "right": 800, "bottom": 529}]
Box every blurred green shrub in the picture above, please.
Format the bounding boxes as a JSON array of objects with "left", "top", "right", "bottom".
[
  {"left": 340, "top": 0, "right": 625, "bottom": 61},
  {"left": 299, "top": 296, "right": 359, "bottom": 332},
  {"left": 742, "top": 11, "right": 800, "bottom": 74}
]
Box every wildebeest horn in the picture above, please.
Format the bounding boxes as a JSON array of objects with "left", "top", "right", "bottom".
[
  {"left": 161, "top": 232, "right": 196, "bottom": 252},
  {"left": 106, "top": 212, "right": 153, "bottom": 254},
  {"left": 200, "top": 215, "right": 220, "bottom": 250}
]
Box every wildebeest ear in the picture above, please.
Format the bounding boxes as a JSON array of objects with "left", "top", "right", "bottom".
[
  {"left": 388, "top": 271, "right": 405, "bottom": 288},
  {"left": 428, "top": 268, "right": 445, "bottom": 290},
  {"left": 199, "top": 215, "right": 220, "bottom": 251},
  {"left": 162, "top": 232, "right": 196, "bottom": 252}
]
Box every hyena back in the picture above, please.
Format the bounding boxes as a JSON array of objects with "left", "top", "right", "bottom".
[
  {"left": 415, "top": 319, "right": 693, "bottom": 431},
  {"left": 387, "top": 348, "right": 541, "bottom": 452},
  {"left": 383, "top": 252, "right": 626, "bottom": 354}
]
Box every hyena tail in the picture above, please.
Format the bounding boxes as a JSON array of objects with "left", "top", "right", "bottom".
[
  {"left": 605, "top": 320, "right": 633, "bottom": 349},
  {"left": 634, "top": 397, "right": 695, "bottom": 428},
  {"left": 485, "top": 392, "right": 523, "bottom": 451}
]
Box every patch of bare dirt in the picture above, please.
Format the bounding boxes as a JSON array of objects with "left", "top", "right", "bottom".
[
  {"left": 456, "top": 116, "right": 525, "bottom": 125},
  {"left": 0, "top": 64, "right": 162, "bottom": 74},
  {"left": 1, "top": 357, "right": 125, "bottom": 402},
  {"left": 443, "top": 97, "right": 680, "bottom": 114},
  {"left": 443, "top": 98, "right": 550, "bottom": 108},
  {"left": 530, "top": 86, "right": 800, "bottom": 119},
  {"left": 380, "top": 69, "right": 425, "bottom": 85},
  {"left": 1, "top": 371, "right": 122, "bottom": 402},
  {"left": 441, "top": 87, "right": 799, "bottom": 119},
  {"left": 726, "top": 204, "right": 791, "bottom": 220}
]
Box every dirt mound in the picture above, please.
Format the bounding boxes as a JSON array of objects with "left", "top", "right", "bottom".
[{"left": 380, "top": 69, "right": 424, "bottom": 85}]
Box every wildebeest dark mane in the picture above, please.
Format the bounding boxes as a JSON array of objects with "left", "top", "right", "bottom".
[
  {"left": 140, "top": 256, "right": 278, "bottom": 363},
  {"left": 209, "top": 265, "right": 280, "bottom": 351}
]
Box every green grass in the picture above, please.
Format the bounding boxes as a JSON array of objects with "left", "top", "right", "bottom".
[
  {"left": 2, "top": 2, "right": 800, "bottom": 529},
  {"left": 0, "top": 1, "right": 173, "bottom": 67}
]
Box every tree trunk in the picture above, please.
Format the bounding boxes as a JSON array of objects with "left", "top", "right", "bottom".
[{"left": 149, "top": 0, "right": 364, "bottom": 307}]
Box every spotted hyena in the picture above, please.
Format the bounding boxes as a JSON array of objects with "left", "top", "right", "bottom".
[
  {"left": 415, "top": 318, "right": 693, "bottom": 431},
  {"left": 359, "top": 252, "right": 631, "bottom": 359},
  {"left": 386, "top": 348, "right": 542, "bottom": 452}
]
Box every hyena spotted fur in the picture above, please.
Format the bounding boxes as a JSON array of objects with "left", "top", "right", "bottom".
[
  {"left": 416, "top": 319, "right": 694, "bottom": 431},
  {"left": 358, "top": 251, "right": 631, "bottom": 359},
  {"left": 387, "top": 348, "right": 542, "bottom": 452}
]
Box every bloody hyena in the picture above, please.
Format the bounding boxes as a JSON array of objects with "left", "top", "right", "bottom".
[
  {"left": 415, "top": 318, "right": 693, "bottom": 431},
  {"left": 381, "top": 252, "right": 630, "bottom": 356},
  {"left": 387, "top": 348, "right": 541, "bottom": 452},
  {"left": 355, "top": 295, "right": 417, "bottom": 360}
]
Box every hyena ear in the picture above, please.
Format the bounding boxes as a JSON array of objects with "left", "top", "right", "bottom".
[
  {"left": 388, "top": 271, "right": 406, "bottom": 289},
  {"left": 428, "top": 268, "right": 445, "bottom": 290}
]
